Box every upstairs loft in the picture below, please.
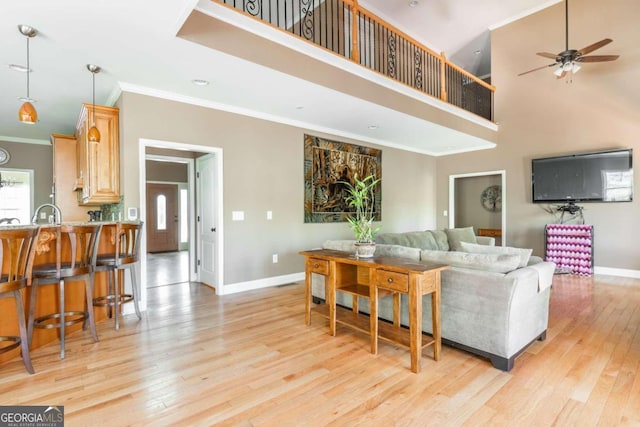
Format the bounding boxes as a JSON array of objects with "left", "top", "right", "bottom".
[{"left": 179, "top": 0, "right": 498, "bottom": 156}]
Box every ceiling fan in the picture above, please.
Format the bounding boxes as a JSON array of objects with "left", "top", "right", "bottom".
[{"left": 518, "top": 0, "right": 619, "bottom": 79}]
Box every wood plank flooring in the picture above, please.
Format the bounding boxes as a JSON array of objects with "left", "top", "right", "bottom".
[{"left": 1, "top": 274, "right": 640, "bottom": 426}]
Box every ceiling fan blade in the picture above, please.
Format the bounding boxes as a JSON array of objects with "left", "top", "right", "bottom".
[
  {"left": 578, "top": 55, "right": 620, "bottom": 62},
  {"left": 536, "top": 52, "right": 559, "bottom": 60},
  {"left": 518, "top": 62, "right": 558, "bottom": 76},
  {"left": 578, "top": 38, "right": 613, "bottom": 55}
]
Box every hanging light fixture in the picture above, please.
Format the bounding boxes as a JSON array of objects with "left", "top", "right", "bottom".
[
  {"left": 17, "top": 25, "right": 38, "bottom": 124},
  {"left": 86, "top": 64, "right": 101, "bottom": 143}
]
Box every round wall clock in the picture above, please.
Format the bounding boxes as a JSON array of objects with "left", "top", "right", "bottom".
[
  {"left": 481, "top": 185, "right": 502, "bottom": 212},
  {"left": 0, "top": 147, "right": 10, "bottom": 165}
]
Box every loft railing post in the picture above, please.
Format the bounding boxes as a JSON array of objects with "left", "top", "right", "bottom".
[
  {"left": 440, "top": 51, "right": 447, "bottom": 102},
  {"left": 351, "top": 0, "right": 360, "bottom": 63}
]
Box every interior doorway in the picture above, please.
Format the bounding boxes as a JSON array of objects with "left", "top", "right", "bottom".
[
  {"left": 449, "top": 170, "right": 506, "bottom": 246},
  {"left": 138, "top": 139, "right": 224, "bottom": 310}
]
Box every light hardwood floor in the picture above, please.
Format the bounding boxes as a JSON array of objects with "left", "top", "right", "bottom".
[{"left": 1, "top": 274, "right": 640, "bottom": 426}]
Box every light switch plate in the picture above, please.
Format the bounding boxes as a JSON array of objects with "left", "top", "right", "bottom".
[{"left": 127, "top": 207, "right": 138, "bottom": 220}]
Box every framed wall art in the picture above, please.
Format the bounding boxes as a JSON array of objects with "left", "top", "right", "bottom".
[{"left": 304, "top": 134, "right": 381, "bottom": 223}]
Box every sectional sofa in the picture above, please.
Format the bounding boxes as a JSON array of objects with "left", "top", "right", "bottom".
[{"left": 311, "top": 227, "right": 556, "bottom": 371}]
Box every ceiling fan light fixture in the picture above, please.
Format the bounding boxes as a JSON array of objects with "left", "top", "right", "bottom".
[
  {"left": 18, "top": 25, "right": 37, "bottom": 124},
  {"left": 553, "top": 67, "right": 564, "bottom": 77},
  {"left": 571, "top": 63, "right": 581, "bottom": 73}
]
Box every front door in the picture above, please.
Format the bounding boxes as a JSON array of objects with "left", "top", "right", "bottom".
[{"left": 146, "top": 183, "right": 179, "bottom": 253}]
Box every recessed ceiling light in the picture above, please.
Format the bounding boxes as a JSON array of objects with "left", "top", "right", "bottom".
[
  {"left": 474, "top": 50, "right": 481, "bottom": 55},
  {"left": 191, "top": 79, "right": 209, "bottom": 86},
  {"left": 408, "top": 0, "right": 419, "bottom": 7},
  {"left": 8, "top": 64, "right": 31, "bottom": 73},
  {"left": 295, "top": 105, "right": 304, "bottom": 110},
  {"left": 368, "top": 125, "right": 378, "bottom": 130}
]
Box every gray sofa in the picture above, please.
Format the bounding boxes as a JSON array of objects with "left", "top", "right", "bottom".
[{"left": 311, "top": 228, "right": 555, "bottom": 371}]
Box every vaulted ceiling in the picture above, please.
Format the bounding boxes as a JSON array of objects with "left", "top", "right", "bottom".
[{"left": 0, "top": 0, "right": 560, "bottom": 153}]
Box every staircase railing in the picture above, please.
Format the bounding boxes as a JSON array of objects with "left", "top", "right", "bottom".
[{"left": 214, "top": 0, "right": 495, "bottom": 121}]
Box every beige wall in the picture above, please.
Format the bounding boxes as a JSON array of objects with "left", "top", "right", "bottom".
[
  {"left": 119, "top": 92, "right": 437, "bottom": 285},
  {"left": 455, "top": 175, "right": 501, "bottom": 231},
  {"left": 436, "top": 0, "right": 640, "bottom": 270},
  {"left": 0, "top": 140, "right": 52, "bottom": 209},
  {"left": 145, "top": 160, "right": 188, "bottom": 183}
]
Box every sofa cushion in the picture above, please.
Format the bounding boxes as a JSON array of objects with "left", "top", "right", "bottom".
[
  {"left": 322, "top": 240, "right": 355, "bottom": 252},
  {"left": 444, "top": 227, "right": 478, "bottom": 251},
  {"left": 420, "top": 249, "right": 521, "bottom": 273},
  {"left": 375, "top": 244, "right": 421, "bottom": 260},
  {"left": 430, "top": 230, "right": 450, "bottom": 251},
  {"left": 375, "top": 231, "right": 440, "bottom": 250},
  {"left": 322, "top": 240, "right": 421, "bottom": 261},
  {"left": 460, "top": 242, "right": 533, "bottom": 268}
]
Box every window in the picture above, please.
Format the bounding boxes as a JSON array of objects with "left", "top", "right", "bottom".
[
  {"left": 0, "top": 168, "right": 33, "bottom": 224},
  {"left": 156, "top": 194, "right": 166, "bottom": 230},
  {"left": 180, "top": 188, "right": 188, "bottom": 243}
]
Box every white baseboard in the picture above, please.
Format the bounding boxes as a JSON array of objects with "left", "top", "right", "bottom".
[
  {"left": 223, "top": 272, "right": 305, "bottom": 295},
  {"left": 594, "top": 266, "right": 640, "bottom": 279},
  {"left": 220, "top": 266, "right": 640, "bottom": 295}
]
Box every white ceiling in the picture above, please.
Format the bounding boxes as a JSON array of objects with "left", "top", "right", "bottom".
[{"left": 0, "top": 0, "right": 558, "bottom": 153}]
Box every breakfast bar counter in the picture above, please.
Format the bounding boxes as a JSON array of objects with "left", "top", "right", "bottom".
[{"left": 0, "top": 221, "right": 141, "bottom": 365}]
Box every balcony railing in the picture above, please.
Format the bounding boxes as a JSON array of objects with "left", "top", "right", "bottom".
[{"left": 215, "top": 0, "right": 495, "bottom": 121}]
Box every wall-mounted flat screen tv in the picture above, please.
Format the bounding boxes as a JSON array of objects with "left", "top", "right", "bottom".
[{"left": 532, "top": 148, "right": 633, "bottom": 203}]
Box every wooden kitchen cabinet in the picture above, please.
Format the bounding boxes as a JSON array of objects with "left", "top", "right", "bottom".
[
  {"left": 51, "top": 134, "right": 92, "bottom": 221},
  {"left": 75, "top": 103, "right": 120, "bottom": 205}
]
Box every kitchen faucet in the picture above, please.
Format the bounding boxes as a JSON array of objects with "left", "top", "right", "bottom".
[{"left": 31, "top": 204, "right": 62, "bottom": 225}]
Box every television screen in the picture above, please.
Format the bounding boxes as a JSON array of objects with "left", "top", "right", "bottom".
[{"left": 532, "top": 149, "right": 633, "bottom": 203}]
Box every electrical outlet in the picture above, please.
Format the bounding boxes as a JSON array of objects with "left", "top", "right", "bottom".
[
  {"left": 272, "top": 254, "right": 278, "bottom": 263},
  {"left": 267, "top": 211, "right": 273, "bottom": 220},
  {"left": 443, "top": 210, "right": 448, "bottom": 217}
]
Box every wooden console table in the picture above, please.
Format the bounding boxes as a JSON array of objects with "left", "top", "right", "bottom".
[{"left": 300, "top": 249, "right": 448, "bottom": 373}]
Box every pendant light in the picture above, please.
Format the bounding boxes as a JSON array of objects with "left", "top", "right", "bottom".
[
  {"left": 17, "top": 25, "right": 37, "bottom": 124},
  {"left": 87, "top": 64, "right": 101, "bottom": 143}
]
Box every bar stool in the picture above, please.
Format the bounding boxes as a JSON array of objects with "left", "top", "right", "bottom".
[
  {"left": 0, "top": 226, "right": 39, "bottom": 374},
  {"left": 93, "top": 222, "right": 143, "bottom": 330},
  {"left": 28, "top": 224, "right": 102, "bottom": 359}
]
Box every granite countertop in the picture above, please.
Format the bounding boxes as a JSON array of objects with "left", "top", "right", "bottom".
[{"left": 0, "top": 220, "right": 141, "bottom": 230}]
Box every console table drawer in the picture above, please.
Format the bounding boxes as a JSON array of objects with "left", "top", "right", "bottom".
[
  {"left": 376, "top": 270, "right": 408, "bottom": 292},
  {"left": 307, "top": 258, "right": 329, "bottom": 275}
]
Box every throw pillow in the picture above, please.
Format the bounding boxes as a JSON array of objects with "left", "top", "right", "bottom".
[
  {"left": 459, "top": 241, "right": 533, "bottom": 268},
  {"left": 420, "top": 249, "right": 521, "bottom": 273},
  {"left": 444, "top": 227, "right": 477, "bottom": 251}
]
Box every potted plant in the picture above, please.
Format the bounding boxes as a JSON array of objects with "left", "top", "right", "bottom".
[{"left": 343, "top": 174, "right": 381, "bottom": 258}]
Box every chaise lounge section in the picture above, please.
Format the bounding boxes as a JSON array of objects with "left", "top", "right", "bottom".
[{"left": 311, "top": 228, "right": 555, "bottom": 371}]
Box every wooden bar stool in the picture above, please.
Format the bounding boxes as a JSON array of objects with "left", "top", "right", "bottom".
[
  {"left": 0, "top": 226, "right": 39, "bottom": 374},
  {"left": 28, "top": 224, "right": 102, "bottom": 360},
  {"left": 93, "top": 222, "right": 143, "bottom": 330}
]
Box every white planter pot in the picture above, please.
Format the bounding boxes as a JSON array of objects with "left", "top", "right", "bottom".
[{"left": 354, "top": 242, "right": 376, "bottom": 258}]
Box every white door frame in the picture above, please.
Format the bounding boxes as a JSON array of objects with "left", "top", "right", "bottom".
[
  {"left": 138, "top": 139, "right": 224, "bottom": 311},
  {"left": 448, "top": 170, "right": 506, "bottom": 246}
]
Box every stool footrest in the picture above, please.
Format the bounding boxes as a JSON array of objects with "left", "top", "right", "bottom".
[
  {"left": 0, "top": 336, "right": 21, "bottom": 354},
  {"left": 33, "top": 311, "right": 88, "bottom": 329},
  {"left": 93, "top": 294, "right": 134, "bottom": 307}
]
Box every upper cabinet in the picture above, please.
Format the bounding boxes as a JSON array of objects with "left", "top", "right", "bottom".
[{"left": 75, "top": 103, "right": 120, "bottom": 205}]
